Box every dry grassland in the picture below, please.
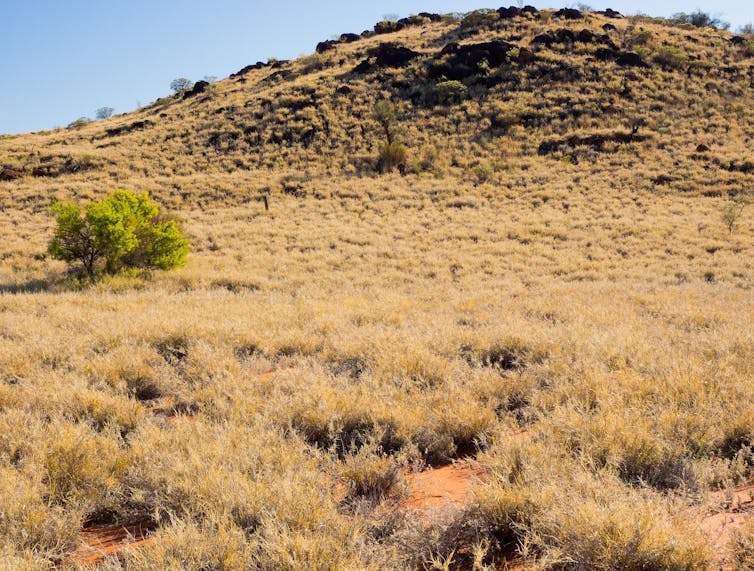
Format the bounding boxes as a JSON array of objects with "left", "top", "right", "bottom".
[{"left": 0, "top": 6, "right": 754, "bottom": 570}]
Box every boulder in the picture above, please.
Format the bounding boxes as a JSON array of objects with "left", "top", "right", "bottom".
[
  {"left": 553, "top": 8, "right": 583, "bottom": 20},
  {"left": 696, "top": 144, "right": 710, "bottom": 152},
  {"left": 616, "top": 52, "right": 649, "bottom": 68},
  {"left": 418, "top": 12, "right": 443, "bottom": 22},
  {"left": 600, "top": 8, "right": 623, "bottom": 18},
  {"left": 532, "top": 33, "right": 556, "bottom": 47},
  {"left": 340, "top": 33, "right": 361, "bottom": 43},
  {"left": 730, "top": 36, "right": 747, "bottom": 46},
  {"left": 595, "top": 48, "right": 619, "bottom": 61},
  {"left": 230, "top": 62, "right": 267, "bottom": 78},
  {"left": 555, "top": 28, "right": 576, "bottom": 42},
  {"left": 374, "top": 20, "right": 405, "bottom": 34},
  {"left": 316, "top": 40, "right": 338, "bottom": 53},
  {"left": 0, "top": 168, "right": 23, "bottom": 181},
  {"left": 521, "top": 5, "right": 539, "bottom": 15},
  {"left": 498, "top": 6, "right": 521, "bottom": 19},
  {"left": 183, "top": 80, "right": 209, "bottom": 98},
  {"left": 577, "top": 29, "right": 597, "bottom": 43},
  {"left": 336, "top": 85, "right": 353, "bottom": 95},
  {"left": 603, "top": 23, "right": 617, "bottom": 32},
  {"left": 430, "top": 40, "right": 525, "bottom": 80},
  {"left": 352, "top": 43, "right": 421, "bottom": 73}
]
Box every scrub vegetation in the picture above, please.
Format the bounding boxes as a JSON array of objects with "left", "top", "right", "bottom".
[{"left": 0, "top": 5, "right": 753, "bottom": 570}]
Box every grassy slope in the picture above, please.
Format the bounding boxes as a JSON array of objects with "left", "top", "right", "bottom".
[{"left": 0, "top": 7, "right": 753, "bottom": 570}]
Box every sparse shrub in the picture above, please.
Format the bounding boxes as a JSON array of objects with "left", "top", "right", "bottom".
[
  {"left": 170, "top": 77, "right": 194, "bottom": 93},
  {"left": 67, "top": 117, "right": 91, "bottom": 129},
  {"left": 48, "top": 189, "right": 189, "bottom": 279},
  {"left": 731, "top": 517, "right": 754, "bottom": 569},
  {"left": 95, "top": 107, "right": 114, "bottom": 120},
  {"left": 720, "top": 195, "right": 747, "bottom": 234},
  {"left": 470, "top": 163, "right": 494, "bottom": 185},
  {"left": 672, "top": 10, "right": 729, "bottom": 30},
  {"left": 433, "top": 80, "right": 467, "bottom": 104},
  {"left": 460, "top": 9, "right": 500, "bottom": 29},
  {"left": 378, "top": 142, "right": 408, "bottom": 173},
  {"left": 653, "top": 45, "right": 689, "bottom": 69},
  {"left": 339, "top": 446, "right": 402, "bottom": 501}
]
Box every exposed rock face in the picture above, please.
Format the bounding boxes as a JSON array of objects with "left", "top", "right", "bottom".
[
  {"left": 352, "top": 43, "right": 421, "bottom": 74},
  {"left": 316, "top": 40, "right": 338, "bottom": 54},
  {"left": 730, "top": 36, "right": 747, "bottom": 46},
  {"left": 430, "top": 40, "right": 520, "bottom": 80},
  {"left": 183, "top": 81, "right": 209, "bottom": 98},
  {"left": 230, "top": 62, "right": 268, "bottom": 78},
  {"left": 616, "top": 52, "right": 650, "bottom": 68},
  {"left": 600, "top": 8, "right": 623, "bottom": 18},
  {"left": 340, "top": 33, "right": 360, "bottom": 43},
  {"left": 696, "top": 144, "right": 711, "bottom": 152},
  {"left": 553, "top": 8, "right": 583, "bottom": 20}
]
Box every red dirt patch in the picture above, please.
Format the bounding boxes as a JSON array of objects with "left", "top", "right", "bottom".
[
  {"left": 402, "top": 463, "right": 487, "bottom": 511},
  {"left": 65, "top": 520, "right": 155, "bottom": 567},
  {"left": 698, "top": 483, "right": 754, "bottom": 569}
]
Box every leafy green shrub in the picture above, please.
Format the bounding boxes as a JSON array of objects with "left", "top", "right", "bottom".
[
  {"left": 48, "top": 189, "right": 189, "bottom": 279},
  {"left": 653, "top": 46, "right": 689, "bottom": 69},
  {"left": 67, "top": 117, "right": 91, "bottom": 129},
  {"left": 433, "top": 80, "right": 467, "bottom": 104},
  {"left": 378, "top": 142, "right": 408, "bottom": 173}
]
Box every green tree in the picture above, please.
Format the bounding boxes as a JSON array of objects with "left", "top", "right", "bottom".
[
  {"left": 372, "top": 100, "right": 398, "bottom": 145},
  {"left": 48, "top": 190, "right": 189, "bottom": 279}
]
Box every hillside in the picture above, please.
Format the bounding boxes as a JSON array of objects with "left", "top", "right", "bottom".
[{"left": 1, "top": 6, "right": 754, "bottom": 571}]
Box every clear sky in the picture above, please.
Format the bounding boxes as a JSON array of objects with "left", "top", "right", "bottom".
[{"left": 1, "top": 1, "right": 750, "bottom": 135}]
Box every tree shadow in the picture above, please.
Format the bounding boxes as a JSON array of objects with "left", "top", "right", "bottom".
[{"left": 0, "top": 278, "right": 54, "bottom": 295}]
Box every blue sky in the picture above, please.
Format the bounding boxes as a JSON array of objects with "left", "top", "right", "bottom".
[{"left": 1, "top": 1, "right": 750, "bottom": 135}]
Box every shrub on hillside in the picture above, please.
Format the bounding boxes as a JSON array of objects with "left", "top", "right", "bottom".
[
  {"left": 48, "top": 190, "right": 189, "bottom": 279},
  {"left": 377, "top": 142, "right": 408, "bottom": 173},
  {"left": 672, "top": 11, "right": 729, "bottom": 30}
]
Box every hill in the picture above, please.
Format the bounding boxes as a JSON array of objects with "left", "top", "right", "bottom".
[{"left": 0, "top": 6, "right": 754, "bottom": 570}]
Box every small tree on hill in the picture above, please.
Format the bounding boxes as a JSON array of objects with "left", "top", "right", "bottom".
[
  {"left": 48, "top": 190, "right": 189, "bottom": 279},
  {"left": 170, "top": 77, "right": 194, "bottom": 93},
  {"left": 372, "top": 100, "right": 408, "bottom": 173},
  {"left": 95, "top": 107, "right": 114, "bottom": 120}
]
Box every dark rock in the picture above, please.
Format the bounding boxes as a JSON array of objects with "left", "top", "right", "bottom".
[
  {"left": 340, "top": 33, "right": 361, "bottom": 43},
  {"left": 597, "top": 34, "right": 618, "bottom": 49},
  {"left": 369, "top": 43, "right": 421, "bottom": 67},
  {"left": 555, "top": 28, "right": 576, "bottom": 43},
  {"left": 553, "top": 8, "right": 583, "bottom": 20},
  {"left": 352, "top": 59, "right": 373, "bottom": 74},
  {"left": 271, "top": 60, "right": 289, "bottom": 69},
  {"left": 517, "top": 47, "right": 537, "bottom": 65},
  {"left": 696, "top": 144, "right": 710, "bottom": 152},
  {"left": 183, "top": 80, "right": 209, "bottom": 98},
  {"left": 600, "top": 8, "right": 623, "bottom": 18},
  {"left": 522, "top": 5, "right": 539, "bottom": 14},
  {"left": 730, "top": 36, "right": 747, "bottom": 46},
  {"left": 351, "top": 43, "right": 421, "bottom": 73},
  {"left": 397, "top": 15, "right": 431, "bottom": 28},
  {"left": 532, "top": 33, "right": 556, "bottom": 47},
  {"left": 360, "top": 30, "right": 375, "bottom": 39},
  {"left": 418, "top": 12, "right": 443, "bottom": 22},
  {"left": 336, "top": 85, "right": 352, "bottom": 95},
  {"left": 498, "top": 6, "right": 522, "bottom": 19},
  {"left": 430, "top": 40, "right": 528, "bottom": 80},
  {"left": 105, "top": 120, "right": 153, "bottom": 137},
  {"left": 230, "top": 62, "right": 268, "bottom": 78},
  {"left": 616, "top": 52, "right": 650, "bottom": 68},
  {"left": 538, "top": 131, "right": 650, "bottom": 155},
  {"left": 0, "top": 168, "right": 23, "bottom": 181},
  {"left": 440, "top": 42, "right": 460, "bottom": 55},
  {"left": 603, "top": 23, "right": 617, "bottom": 32},
  {"left": 576, "top": 29, "right": 597, "bottom": 43},
  {"left": 374, "top": 20, "right": 405, "bottom": 34},
  {"left": 595, "top": 48, "right": 619, "bottom": 61},
  {"left": 316, "top": 40, "right": 338, "bottom": 53}
]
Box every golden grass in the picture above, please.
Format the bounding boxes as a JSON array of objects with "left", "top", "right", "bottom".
[{"left": 0, "top": 6, "right": 753, "bottom": 570}]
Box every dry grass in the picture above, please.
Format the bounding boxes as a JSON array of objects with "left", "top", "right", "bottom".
[{"left": 1, "top": 6, "right": 754, "bottom": 570}]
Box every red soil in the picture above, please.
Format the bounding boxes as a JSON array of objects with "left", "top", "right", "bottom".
[
  {"left": 64, "top": 520, "right": 155, "bottom": 567},
  {"left": 402, "top": 463, "right": 487, "bottom": 511}
]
